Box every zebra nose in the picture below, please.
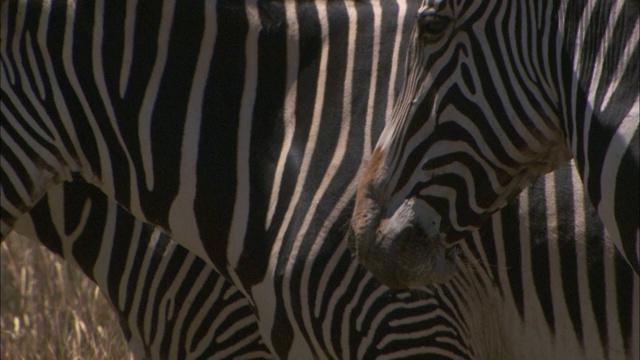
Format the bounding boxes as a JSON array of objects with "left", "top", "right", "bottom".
[
  {"left": 389, "top": 222, "right": 432, "bottom": 259},
  {"left": 394, "top": 223, "right": 421, "bottom": 251},
  {"left": 378, "top": 205, "right": 428, "bottom": 250}
]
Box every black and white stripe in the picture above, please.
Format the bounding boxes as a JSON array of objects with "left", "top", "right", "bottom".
[
  {"left": 2, "top": 0, "right": 638, "bottom": 358},
  {"left": 0, "top": 0, "right": 420, "bottom": 355},
  {"left": 351, "top": 0, "right": 638, "bottom": 279},
  {"left": 11, "top": 180, "right": 271, "bottom": 360},
  {"left": 9, "top": 166, "right": 638, "bottom": 359}
]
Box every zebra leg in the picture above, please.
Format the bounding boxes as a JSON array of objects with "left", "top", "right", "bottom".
[{"left": 11, "top": 180, "right": 273, "bottom": 359}]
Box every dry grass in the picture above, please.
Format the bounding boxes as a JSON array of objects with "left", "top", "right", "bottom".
[{"left": 1, "top": 233, "right": 133, "bottom": 359}]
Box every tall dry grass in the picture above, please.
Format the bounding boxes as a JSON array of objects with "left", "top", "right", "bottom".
[{"left": 1, "top": 233, "right": 133, "bottom": 359}]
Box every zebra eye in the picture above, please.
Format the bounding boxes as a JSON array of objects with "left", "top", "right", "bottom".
[{"left": 417, "top": 13, "right": 451, "bottom": 41}]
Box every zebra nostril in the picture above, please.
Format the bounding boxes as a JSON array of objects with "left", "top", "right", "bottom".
[
  {"left": 397, "top": 225, "right": 415, "bottom": 243},
  {"left": 398, "top": 223, "right": 431, "bottom": 245}
]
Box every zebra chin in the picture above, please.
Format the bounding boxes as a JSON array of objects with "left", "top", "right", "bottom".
[{"left": 350, "top": 197, "right": 459, "bottom": 289}]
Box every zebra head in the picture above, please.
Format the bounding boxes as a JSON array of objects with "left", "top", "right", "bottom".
[{"left": 351, "top": 0, "right": 575, "bottom": 288}]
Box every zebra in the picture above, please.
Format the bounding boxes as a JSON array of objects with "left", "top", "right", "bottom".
[
  {"left": 2, "top": 0, "right": 638, "bottom": 358},
  {"left": 351, "top": 0, "right": 639, "bottom": 288},
  {"left": 0, "top": 0, "right": 439, "bottom": 356},
  {"left": 8, "top": 164, "right": 639, "bottom": 359},
  {"left": 9, "top": 179, "right": 272, "bottom": 360}
]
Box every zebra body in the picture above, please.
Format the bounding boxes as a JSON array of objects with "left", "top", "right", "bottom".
[
  {"left": 1, "top": 0, "right": 422, "bottom": 355},
  {"left": 2, "top": 0, "right": 638, "bottom": 358},
  {"left": 351, "top": 0, "right": 639, "bottom": 288}
]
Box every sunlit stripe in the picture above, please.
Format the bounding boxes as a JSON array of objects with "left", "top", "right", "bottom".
[
  {"left": 356, "top": 286, "right": 442, "bottom": 359},
  {"left": 119, "top": 0, "right": 137, "bottom": 98},
  {"left": 119, "top": 220, "right": 144, "bottom": 310},
  {"left": 422, "top": 137, "right": 510, "bottom": 192},
  {"left": 312, "top": 177, "right": 361, "bottom": 319},
  {"left": 580, "top": 0, "right": 626, "bottom": 198},
  {"left": 598, "top": 98, "right": 639, "bottom": 260},
  {"left": 520, "top": 2, "right": 538, "bottom": 89},
  {"left": 378, "top": 346, "right": 463, "bottom": 360},
  {"left": 249, "top": 1, "right": 305, "bottom": 353},
  {"left": 0, "top": 0, "right": 16, "bottom": 85},
  {"left": 498, "top": 2, "right": 556, "bottom": 143},
  {"left": 2, "top": 37, "right": 68, "bottom": 160},
  {"left": 3, "top": 1, "right": 636, "bottom": 358},
  {"left": 252, "top": 1, "right": 332, "bottom": 357},
  {"left": 93, "top": 0, "right": 144, "bottom": 219},
  {"left": 567, "top": 0, "right": 597, "bottom": 157},
  {"left": 379, "top": 321, "right": 452, "bottom": 349},
  {"left": 469, "top": 9, "right": 551, "bottom": 159},
  {"left": 138, "top": 0, "right": 177, "bottom": 191},
  {"left": 517, "top": 187, "right": 543, "bottom": 352},
  {"left": 227, "top": 0, "right": 260, "bottom": 271},
  {"left": 587, "top": 0, "right": 626, "bottom": 109},
  {"left": 168, "top": 0, "right": 216, "bottom": 263},
  {"left": 538, "top": 4, "right": 560, "bottom": 104},
  {"left": 0, "top": 187, "right": 25, "bottom": 219},
  {"left": 319, "top": 245, "right": 359, "bottom": 358},
  {"left": 61, "top": 0, "right": 115, "bottom": 195},
  {"left": 0, "top": 155, "right": 32, "bottom": 206},
  {"left": 0, "top": 131, "right": 58, "bottom": 211},
  {"left": 91, "top": 197, "right": 118, "bottom": 313},
  {"left": 0, "top": 102, "right": 61, "bottom": 174},
  {"left": 364, "top": 0, "right": 382, "bottom": 157},
  {"left": 0, "top": 76, "right": 55, "bottom": 145},
  {"left": 436, "top": 104, "right": 517, "bottom": 174},
  {"left": 410, "top": 153, "right": 500, "bottom": 215},
  {"left": 416, "top": 180, "right": 481, "bottom": 233},
  {"left": 601, "top": 20, "right": 639, "bottom": 109},
  {"left": 282, "top": 0, "right": 333, "bottom": 346},
  {"left": 505, "top": 4, "right": 558, "bottom": 140},
  {"left": 9, "top": 3, "right": 56, "bottom": 145},
  {"left": 36, "top": 0, "right": 87, "bottom": 172},
  {"left": 125, "top": 219, "right": 156, "bottom": 350},
  {"left": 210, "top": 317, "right": 264, "bottom": 358},
  {"left": 266, "top": 0, "right": 299, "bottom": 229},
  {"left": 289, "top": 2, "right": 359, "bottom": 355},
  {"left": 572, "top": 161, "right": 604, "bottom": 357},
  {"left": 338, "top": 261, "right": 369, "bottom": 358},
  {"left": 546, "top": 170, "right": 583, "bottom": 357},
  {"left": 143, "top": 238, "right": 176, "bottom": 345},
  {"left": 178, "top": 257, "right": 220, "bottom": 357},
  {"left": 25, "top": 34, "right": 46, "bottom": 100},
  {"left": 468, "top": 231, "right": 493, "bottom": 284},
  {"left": 386, "top": 0, "right": 408, "bottom": 122},
  {"left": 165, "top": 252, "right": 208, "bottom": 359}
]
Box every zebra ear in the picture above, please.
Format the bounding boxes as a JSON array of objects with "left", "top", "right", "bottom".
[{"left": 416, "top": 8, "right": 451, "bottom": 43}]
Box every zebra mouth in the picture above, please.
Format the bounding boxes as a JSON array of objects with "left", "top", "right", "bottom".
[
  {"left": 351, "top": 197, "right": 458, "bottom": 288},
  {"left": 353, "top": 223, "right": 458, "bottom": 289}
]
